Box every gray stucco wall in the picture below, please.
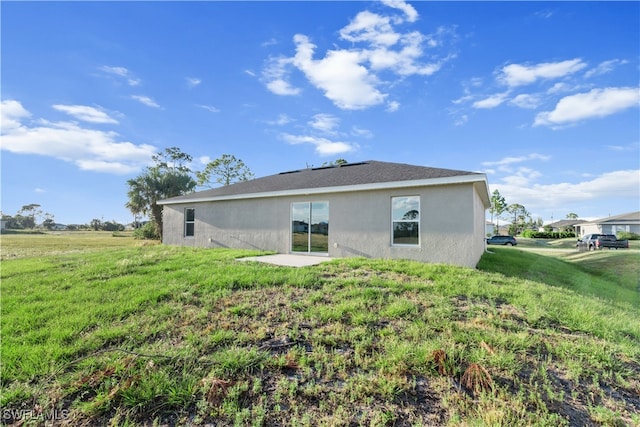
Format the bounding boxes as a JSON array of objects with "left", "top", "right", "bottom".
[
  {"left": 162, "top": 182, "right": 488, "bottom": 268},
  {"left": 580, "top": 223, "right": 640, "bottom": 236}
]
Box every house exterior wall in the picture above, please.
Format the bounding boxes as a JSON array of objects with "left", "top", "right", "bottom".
[
  {"left": 162, "top": 182, "right": 487, "bottom": 268},
  {"left": 473, "top": 183, "right": 489, "bottom": 260},
  {"left": 579, "top": 223, "right": 600, "bottom": 236},
  {"left": 579, "top": 223, "right": 640, "bottom": 236},
  {"left": 603, "top": 223, "right": 640, "bottom": 235}
]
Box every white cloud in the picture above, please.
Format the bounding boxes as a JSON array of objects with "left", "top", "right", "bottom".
[
  {"left": 534, "top": 87, "right": 640, "bottom": 127},
  {"left": 262, "top": 56, "right": 301, "bottom": 96},
  {"left": 292, "top": 34, "right": 385, "bottom": 110},
  {"left": 351, "top": 126, "right": 373, "bottom": 138},
  {"left": 280, "top": 133, "right": 357, "bottom": 156},
  {"left": 509, "top": 93, "right": 541, "bottom": 109},
  {"left": 1, "top": 99, "right": 31, "bottom": 130},
  {"left": 367, "top": 32, "right": 448, "bottom": 76},
  {"left": 606, "top": 141, "right": 640, "bottom": 152},
  {"left": 74, "top": 159, "right": 139, "bottom": 174},
  {"left": 386, "top": 101, "right": 400, "bottom": 112},
  {"left": 266, "top": 79, "right": 302, "bottom": 96},
  {"left": 453, "top": 114, "right": 468, "bottom": 127},
  {"left": 199, "top": 105, "right": 220, "bottom": 113},
  {"left": 131, "top": 95, "right": 160, "bottom": 108},
  {"left": 546, "top": 82, "right": 588, "bottom": 94},
  {"left": 482, "top": 153, "right": 550, "bottom": 169},
  {"left": 262, "top": 38, "right": 278, "bottom": 47},
  {"left": 100, "top": 65, "right": 140, "bottom": 86},
  {"left": 0, "top": 100, "right": 156, "bottom": 175},
  {"left": 309, "top": 114, "right": 340, "bottom": 134},
  {"left": 501, "top": 167, "right": 542, "bottom": 187},
  {"left": 534, "top": 9, "right": 555, "bottom": 19},
  {"left": 380, "top": 0, "right": 418, "bottom": 23},
  {"left": 451, "top": 94, "right": 474, "bottom": 105},
  {"left": 52, "top": 104, "right": 118, "bottom": 124},
  {"left": 584, "top": 59, "right": 628, "bottom": 79},
  {"left": 35, "top": 188, "right": 46, "bottom": 193},
  {"left": 186, "top": 77, "right": 202, "bottom": 87},
  {"left": 495, "top": 169, "right": 640, "bottom": 210},
  {"left": 265, "top": 114, "right": 293, "bottom": 126},
  {"left": 340, "top": 10, "right": 400, "bottom": 47},
  {"left": 262, "top": 2, "right": 453, "bottom": 110},
  {"left": 472, "top": 92, "right": 509, "bottom": 109},
  {"left": 498, "top": 58, "right": 587, "bottom": 87},
  {"left": 198, "top": 156, "right": 212, "bottom": 165}
]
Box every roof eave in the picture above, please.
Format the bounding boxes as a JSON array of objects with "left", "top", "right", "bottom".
[{"left": 158, "top": 174, "right": 491, "bottom": 206}]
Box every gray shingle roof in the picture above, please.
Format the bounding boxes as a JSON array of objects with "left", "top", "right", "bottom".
[
  {"left": 159, "top": 160, "right": 485, "bottom": 204},
  {"left": 592, "top": 211, "right": 640, "bottom": 224},
  {"left": 547, "top": 219, "right": 586, "bottom": 228}
]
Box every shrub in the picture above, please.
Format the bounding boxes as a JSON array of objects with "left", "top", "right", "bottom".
[
  {"left": 133, "top": 222, "right": 160, "bottom": 240},
  {"left": 522, "top": 230, "right": 575, "bottom": 239},
  {"left": 617, "top": 231, "right": 640, "bottom": 240}
]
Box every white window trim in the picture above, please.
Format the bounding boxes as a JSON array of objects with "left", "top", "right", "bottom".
[{"left": 391, "top": 196, "right": 420, "bottom": 247}]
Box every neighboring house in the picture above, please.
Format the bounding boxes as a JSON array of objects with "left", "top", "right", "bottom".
[
  {"left": 158, "top": 160, "right": 491, "bottom": 268},
  {"left": 0, "top": 220, "right": 6, "bottom": 230},
  {"left": 125, "top": 221, "right": 148, "bottom": 230},
  {"left": 52, "top": 223, "right": 68, "bottom": 231},
  {"left": 485, "top": 221, "right": 494, "bottom": 236},
  {"left": 485, "top": 222, "right": 511, "bottom": 236},
  {"left": 578, "top": 211, "right": 640, "bottom": 237},
  {"left": 545, "top": 219, "right": 586, "bottom": 234}
]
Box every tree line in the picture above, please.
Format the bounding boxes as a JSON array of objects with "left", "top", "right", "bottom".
[
  {"left": 125, "top": 149, "right": 255, "bottom": 240},
  {"left": 1, "top": 204, "right": 130, "bottom": 232},
  {"left": 489, "top": 189, "right": 579, "bottom": 236},
  {"left": 1, "top": 204, "right": 55, "bottom": 230},
  {"left": 3, "top": 150, "right": 347, "bottom": 237}
]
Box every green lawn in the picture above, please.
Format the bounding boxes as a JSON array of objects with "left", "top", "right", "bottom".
[
  {"left": 0, "top": 230, "right": 149, "bottom": 260},
  {"left": 478, "top": 246, "right": 640, "bottom": 306},
  {"left": 1, "top": 233, "right": 639, "bottom": 426}
]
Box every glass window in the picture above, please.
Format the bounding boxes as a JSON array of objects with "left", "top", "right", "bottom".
[
  {"left": 291, "top": 203, "right": 309, "bottom": 252},
  {"left": 185, "top": 208, "right": 195, "bottom": 237},
  {"left": 291, "top": 202, "right": 329, "bottom": 253},
  {"left": 392, "top": 196, "right": 419, "bottom": 246},
  {"left": 310, "top": 202, "right": 329, "bottom": 253}
]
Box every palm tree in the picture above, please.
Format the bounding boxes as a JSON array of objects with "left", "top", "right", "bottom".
[{"left": 126, "top": 148, "right": 196, "bottom": 239}]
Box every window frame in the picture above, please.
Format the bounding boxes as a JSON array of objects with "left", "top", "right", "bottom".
[
  {"left": 184, "top": 207, "right": 195, "bottom": 238},
  {"left": 290, "top": 201, "right": 329, "bottom": 254},
  {"left": 391, "top": 196, "right": 420, "bottom": 247}
]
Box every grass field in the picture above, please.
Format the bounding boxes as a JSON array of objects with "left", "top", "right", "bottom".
[
  {"left": 0, "top": 231, "right": 150, "bottom": 260},
  {"left": 1, "top": 232, "right": 639, "bottom": 426}
]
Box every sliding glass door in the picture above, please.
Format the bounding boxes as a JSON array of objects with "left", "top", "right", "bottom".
[{"left": 291, "top": 202, "right": 329, "bottom": 253}]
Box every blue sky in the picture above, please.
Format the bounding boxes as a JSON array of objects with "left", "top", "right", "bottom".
[{"left": 2, "top": 1, "right": 639, "bottom": 226}]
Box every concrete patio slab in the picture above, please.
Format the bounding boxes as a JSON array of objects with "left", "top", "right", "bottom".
[{"left": 237, "top": 254, "right": 333, "bottom": 267}]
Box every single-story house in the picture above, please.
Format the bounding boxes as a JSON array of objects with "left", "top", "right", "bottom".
[
  {"left": 544, "top": 219, "right": 586, "bottom": 234},
  {"left": 578, "top": 211, "right": 640, "bottom": 237},
  {"left": 158, "top": 160, "right": 491, "bottom": 268}
]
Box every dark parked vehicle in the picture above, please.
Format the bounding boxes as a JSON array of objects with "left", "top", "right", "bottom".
[
  {"left": 487, "top": 235, "right": 517, "bottom": 246},
  {"left": 576, "top": 234, "right": 629, "bottom": 251}
]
